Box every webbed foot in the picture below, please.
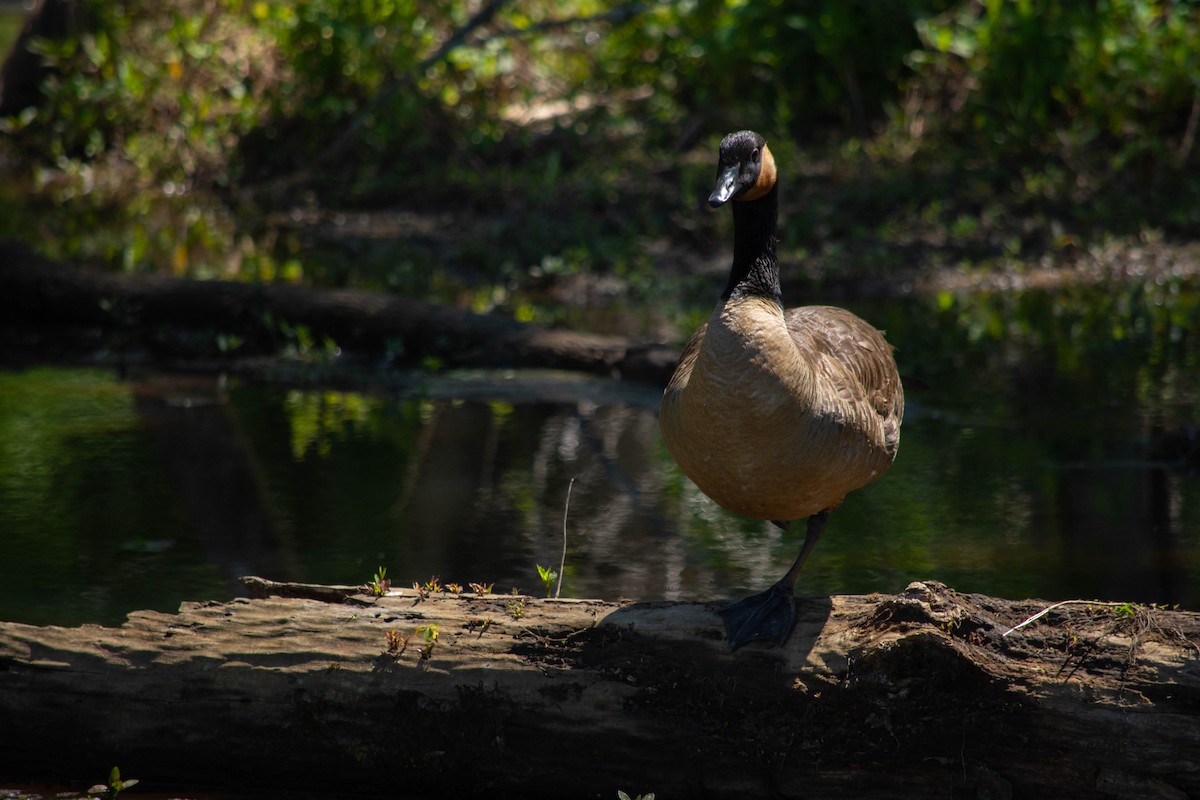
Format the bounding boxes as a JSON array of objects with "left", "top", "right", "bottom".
[{"left": 717, "top": 580, "right": 797, "bottom": 651}]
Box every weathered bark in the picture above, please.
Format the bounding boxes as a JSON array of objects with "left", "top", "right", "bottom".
[
  {"left": 1, "top": 579, "right": 1198, "bottom": 798},
  {"left": 0, "top": 240, "right": 679, "bottom": 383}
]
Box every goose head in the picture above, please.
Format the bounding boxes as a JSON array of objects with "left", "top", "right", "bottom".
[{"left": 708, "top": 130, "right": 777, "bottom": 208}]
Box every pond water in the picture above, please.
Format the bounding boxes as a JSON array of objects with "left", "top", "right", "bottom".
[{"left": 3, "top": 285, "right": 1198, "bottom": 627}]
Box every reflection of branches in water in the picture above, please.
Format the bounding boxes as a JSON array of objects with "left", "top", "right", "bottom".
[
  {"left": 391, "top": 398, "right": 441, "bottom": 522},
  {"left": 532, "top": 403, "right": 788, "bottom": 601},
  {"left": 670, "top": 481, "right": 786, "bottom": 594},
  {"left": 132, "top": 375, "right": 301, "bottom": 590},
  {"left": 387, "top": 393, "right": 813, "bottom": 602},
  {"left": 527, "top": 403, "right": 645, "bottom": 552},
  {"left": 498, "top": 400, "right": 689, "bottom": 599},
  {"left": 497, "top": 400, "right": 797, "bottom": 601}
]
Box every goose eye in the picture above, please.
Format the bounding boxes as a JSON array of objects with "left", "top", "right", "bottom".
[{"left": 751, "top": 148, "right": 760, "bottom": 162}]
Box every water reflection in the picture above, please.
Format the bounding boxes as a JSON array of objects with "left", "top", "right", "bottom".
[{"left": 1, "top": 332, "right": 1197, "bottom": 627}]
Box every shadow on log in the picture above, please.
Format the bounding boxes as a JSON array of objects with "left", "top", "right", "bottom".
[
  {"left": 0, "top": 240, "right": 679, "bottom": 384},
  {"left": 2, "top": 579, "right": 1198, "bottom": 798}
]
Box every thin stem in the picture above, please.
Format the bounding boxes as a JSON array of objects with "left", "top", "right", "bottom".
[
  {"left": 1002, "top": 599, "right": 1130, "bottom": 638},
  {"left": 556, "top": 477, "right": 574, "bottom": 599}
]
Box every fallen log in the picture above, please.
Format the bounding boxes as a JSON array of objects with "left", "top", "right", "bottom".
[
  {"left": 1, "top": 579, "right": 1198, "bottom": 798},
  {"left": 0, "top": 240, "right": 679, "bottom": 383}
]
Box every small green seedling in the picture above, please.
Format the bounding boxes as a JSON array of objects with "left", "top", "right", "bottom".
[
  {"left": 445, "top": 582, "right": 463, "bottom": 594},
  {"left": 617, "top": 792, "right": 654, "bottom": 800},
  {"left": 367, "top": 566, "right": 390, "bottom": 597},
  {"left": 88, "top": 766, "right": 139, "bottom": 799},
  {"left": 507, "top": 599, "right": 526, "bottom": 620},
  {"left": 469, "top": 582, "right": 494, "bottom": 595},
  {"left": 1113, "top": 601, "right": 1140, "bottom": 620},
  {"left": 536, "top": 564, "right": 558, "bottom": 598},
  {"left": 416, "top": 623, "right": 440, "bottom": 660}
]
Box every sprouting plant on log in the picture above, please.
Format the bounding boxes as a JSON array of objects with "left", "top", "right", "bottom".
[
  {"left": 446, "top": 582, "right": 463, "bottom": 594},
  {"left": 417, "top": 623, "right": 439, "bottom": 660},
  {"left": 536, "top": 563, "right": 558, "bottom": 598},
  {"left": 367, "top": 566, "right": 390, "bottom": 597},
  {"left": 617, "top": 791, "right": 654, "bottom": 800},
  {"left": 469, "top": 582, "right": 494, "bottom": 595},
  {"left": 414, "top": 575, "right": 443, "bottom": 600},
  {"left": 88, "top": 766, "right": 139, "bottom": 799},
  {"left": 507, "top": 599, "right": 526, "bottom": 620},
  {"left": 467, "top": 617, "right": 493, "bottom": 636},
  {"left": 385, "top": 628, "right": 408, "bottom": 657}
]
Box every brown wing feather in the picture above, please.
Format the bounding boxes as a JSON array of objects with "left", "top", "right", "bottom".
[
  {"left": 664, "top": 322, "right": 706, "bottom": 395},
  {"left": 784, "top": 305, "right": 904, "bottom": 459}
]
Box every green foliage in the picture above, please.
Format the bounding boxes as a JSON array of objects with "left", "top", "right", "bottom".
[
  {"left": 911, "top": 0, "right": 1200, "bottom": 162},
  {"left": 7, "top": 0, "right": 272, "bottom": 188},
  {"left": 8, "top": 0, "right": 1200, "bottom": 188},
  {"left": 3, "top": 0, "right": 1199, "bottom": 282},
  {"left": 238, "top": 0, "right": 439, "bottom": 161},
  {"left": 596, "top": 0, "right": 947, "bottom": 137},
  {"left": 617, "top": 791, "right": 654, "bottom": 800}
]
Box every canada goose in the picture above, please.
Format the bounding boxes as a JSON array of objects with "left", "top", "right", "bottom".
[{"left": 660, "top": 130, "right": 903, "bottom": 651}]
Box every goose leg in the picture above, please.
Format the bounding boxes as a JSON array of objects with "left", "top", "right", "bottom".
[{"left": 718, "top": 509, "right": 830, "bottom": 651}]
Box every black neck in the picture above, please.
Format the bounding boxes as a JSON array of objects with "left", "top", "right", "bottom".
[{"left": 721, "top": 183, "right": 781, "bottom": 303}]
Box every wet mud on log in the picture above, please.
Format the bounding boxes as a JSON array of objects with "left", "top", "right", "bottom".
[
  {"left": 1, "top": 579, "right": 1198, "bottom": 798},
  {"left": 0, "top": 240, "right": 679, "bottom": 383}
]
